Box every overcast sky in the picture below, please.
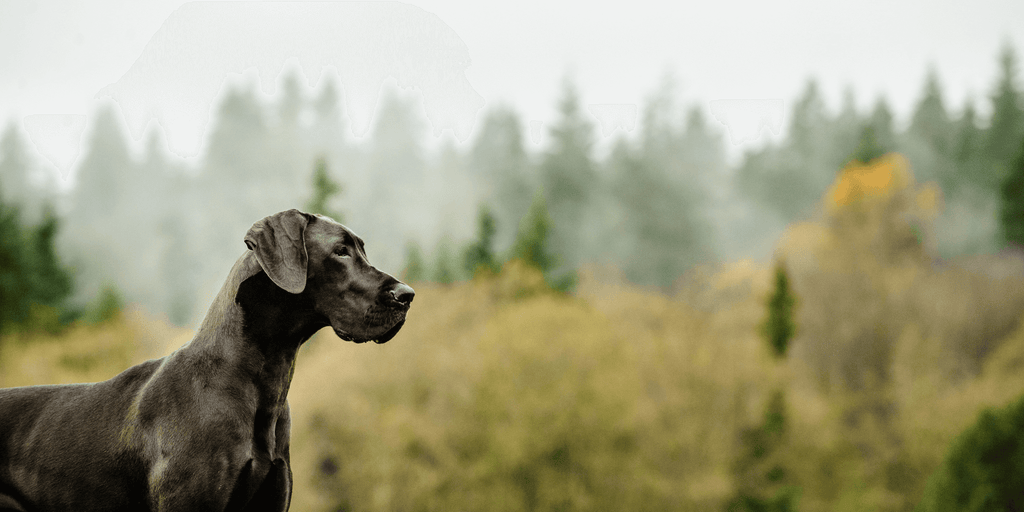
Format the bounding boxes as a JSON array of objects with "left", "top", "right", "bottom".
[{"left": 1, "top": 0, "right": 1023, "bottom": 174}]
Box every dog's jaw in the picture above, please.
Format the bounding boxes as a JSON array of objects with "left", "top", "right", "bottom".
[{"left": 332, "top": 311, "right": 406, "bottom": 344}]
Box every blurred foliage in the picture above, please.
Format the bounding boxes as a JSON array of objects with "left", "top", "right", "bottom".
[
  {"left": 83, "top": 284, "right": 124, "bottom": 325},
  {"left": 0, "top": 202, "right": 74, "bottom": 336},
  {"left": 763, "top": 262, "right": 796, "bottom": 359},
  {"left": 3, "top": 209, "right": 1024, "bottom": 510},
  {"left": 462, "top": 204, "right": 500, "bottom": 278},
  {"left": 305, "top": 156, "right": 345, "bottom": 223},
  {"left": 431, "top": 236, "right": 461, "bottom": 285},
  {"left": 917, "top": 392, "right": 1024, "bottom": 512},
  {"left": 1, "top": 34, "right": 1024, "bottom": 512},
  {"left": 402, "top": 241, "right": 427, "bottom": 284},
  {"left": 999, "top": 137, "right": 1024, "bottom": 248}
]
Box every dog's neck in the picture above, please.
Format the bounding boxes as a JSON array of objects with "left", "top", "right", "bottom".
[{"left": 189, "top": 252, "right": 325, "bottom": 409}]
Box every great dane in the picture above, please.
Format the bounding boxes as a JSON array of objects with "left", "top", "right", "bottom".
[{"left": 0, "top": 209, "right": 414, "bottom": 511}]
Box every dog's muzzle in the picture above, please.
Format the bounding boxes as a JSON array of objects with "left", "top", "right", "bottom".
[{"left": 333, "top": 302, "right": 408, "bottom": 344}]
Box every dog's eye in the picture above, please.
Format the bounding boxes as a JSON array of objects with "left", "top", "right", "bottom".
[{"left": 335, "top": 247, "right": 351, "bottom": 259}]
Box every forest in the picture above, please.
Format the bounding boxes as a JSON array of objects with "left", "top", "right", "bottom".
[{"left": 2, "top": 40, "right": 1024, "bottom": 511}]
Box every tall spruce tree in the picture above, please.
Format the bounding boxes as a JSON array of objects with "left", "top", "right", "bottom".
[
  {"left": 463, "top": 204, "right": 500, "bottom": 277},
  {"left": 510, "top": 190, "right": 557, "bottom": 277},
  {"left": 306, "top": 156, "right": 345, "bottom": 223},
  {"left": 470, "top": 107, "right": 534, "bottom": 252},
  {"left": 907, "top": 66, "right": 954, "bottom": 188},
  {"left": 539, "top": 79, "right": 597, "bottom": 272},
  {"left": 986, "top": 42, "right": 1024, "bottom": 183},
  {"left": 999, "top": 137, "right": 1024, "bottom": 248}
]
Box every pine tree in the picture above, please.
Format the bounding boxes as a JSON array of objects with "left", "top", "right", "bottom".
[
  {"left": 728, "top": 261, "right": 799, "bottom": 512},
  {"left": 999, "top": 137, "right": 1024, "bottom": 248},
  {"left": 909, "top": 66, "right": 953, "bottom": 153},
  {"left": 951, "top": 99, "right": 986, "bottom": 193},
  {"left": 986, "top": 42, "right": 1024, "bottom": 181},
  {"left": 462, "top": 204, "right": 500, "bottom": 278},
  {"left": 763, "top": 262, "right": 796, "bottom": 359},
  {"left": 0, "top": 202, "right": 74, "bottom": 334},
  {"left": 608, "top": 76, "right": 717, "bottom": 288},
  {"left": 788, "top": 79, "right": 829, "bottom": 160},
  {"left": 539, "top": 79, "right": 597, "bottom": 271},
  {"left": 432, "top": 237, "right": 459, "bottom": 285},
  {"left": 470, "top": 107, "right": 534, "bottom": 252},
  {"left": 0, "top": 203, "right": 30, "bottom": 334},
  {"left": 918, "top": 392, "right": 1024, "bottom": 512},
  {"left": 510, "top": 190, "right": 556, "bottom": 276},
  {"left": 305, "top": 156, "right": 345, "bottom": 223},
  {"left": 401, "top": 242, "right": 426, "bottom": 283},
  {"left": 0, "top": 123, "right": 40, "bottom": 215}
]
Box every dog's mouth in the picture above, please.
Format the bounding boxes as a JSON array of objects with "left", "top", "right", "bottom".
[{"left": 332, "top": 305, "right": 407, "bottom": 345}]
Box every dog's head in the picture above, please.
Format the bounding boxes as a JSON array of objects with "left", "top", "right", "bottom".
[{"left": 244, "top": 209, "right": 413, "bottom": 344}]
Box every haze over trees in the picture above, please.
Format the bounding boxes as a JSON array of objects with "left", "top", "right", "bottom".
[{"left": 3, "top": 34, "right": 1024, "bottom": 512}]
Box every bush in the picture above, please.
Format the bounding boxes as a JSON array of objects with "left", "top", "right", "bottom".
[{"left": 917, "top": 393, "right": 1024, "bottom": 512}]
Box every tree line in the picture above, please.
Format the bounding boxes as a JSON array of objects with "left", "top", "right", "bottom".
[{"left": 0, "top": 43, "right": 1023, "bottom": 332}]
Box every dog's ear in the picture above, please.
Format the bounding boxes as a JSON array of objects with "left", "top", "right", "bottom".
[{"left": 244, "top": 209, "right": 310, "bottom": 294}]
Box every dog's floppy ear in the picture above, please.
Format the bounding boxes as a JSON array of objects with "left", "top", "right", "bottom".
[{"left": 244, "top": 209, "right": 310, "bottom": 294}]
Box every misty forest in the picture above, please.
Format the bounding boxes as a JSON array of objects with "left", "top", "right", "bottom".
[{"left": 4, "top": 39, "right": 1024, "bottom": 511}]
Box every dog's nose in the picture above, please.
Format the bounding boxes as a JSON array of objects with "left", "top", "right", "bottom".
[{"left": 390, "top": 283, "right": 415, "bottom": 305}]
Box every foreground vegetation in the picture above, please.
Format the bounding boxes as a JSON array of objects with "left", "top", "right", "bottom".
[
  {"left": 4, "top": 261, "right": 1024, "bottom": 511},
  {"left": 4, "top": 156, "right": 1024, "bottom": 511}
]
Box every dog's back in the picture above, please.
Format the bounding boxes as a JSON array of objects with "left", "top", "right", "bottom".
[{"left": 0, "top": 359, "right": 162, "bottom": 510}]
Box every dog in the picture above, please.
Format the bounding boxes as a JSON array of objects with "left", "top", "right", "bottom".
[{"left": 0, "top": 209, "right": 414, "bottom": 511}]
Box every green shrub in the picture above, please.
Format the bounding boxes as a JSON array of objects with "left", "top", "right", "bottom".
[{"left": 917, "top": 393, "right": 1024, "bottom": 512}]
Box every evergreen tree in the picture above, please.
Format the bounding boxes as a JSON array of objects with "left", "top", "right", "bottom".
[
  {"left": 906, "top": 66, "right": 955, "bottom": 188},
  {"left": 986, "top": 42, "right": 1024, "bottom": 180},
  {"left": 462, "top": 204, "right": 500, "bottom": 277},
  {"left": 0, "top": 202, "right": 74, "bottom": 335},
  {"left": 918, "top": 392, "right": 1024, "bottom": 512},
  {"left": 609, "top": 91, "right": 714, "bottom": 289},
  {"left": 867, "top": 97, "right": 898, "bottom": 155},
  {"left": 0, "top": 203, "right": 30, "bottom": 334},
  {"left": 539, "top": 79, "right": 597, "bottom": 272},
  {"left": 951, "top": 99, "right": 986, "bottom": 193},
  {"left": 762, "top": 262, "right": 796, "bottom": 359},
  {"left": 737, "top": 79, "right": 837, "bottom": 224},
  {"left": 788, "top": 79, "right": 829, "bottom": 160},
  {"left": 729, "top": 261, "right": 799, "bottom": 512},
  {"left": 831, "top": 87, "right": 863, "bottom": 169},
  {"left": 432, "top": 237, "right": 459, "bottom": 285},
  {"left": 470, "top": 107, "right": 534, "bottom": 252},
  {"left": 70, "top": 105, "right": 135, "bottom": 222},
  {"left": 306, "top": 156, "right": 345, "bottom": 223},
  {"left": 999, "top": 137, "right": 1024, "bottom": 248},
  {"left": 0, "top": 123, "right": 50, "bottom": 219},
  {"left": 909, "top": 66, "right": 953, "bottom": 153},
  {"left": 364, "top": 90, "right": 426, "bottom": 255},
  {"left": 510, "top": 190, "right": 557, "bottom": 276},
  {"left": 401, "top": 242, "right": 426, "bottom": 283}
]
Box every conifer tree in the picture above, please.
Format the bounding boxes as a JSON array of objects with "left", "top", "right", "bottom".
[
  {"left": 729, "top": 261, "right": 799, "bottom": 512},
  {"left": 510, "top": 190, "right": 556, "bottom": 276},
  {"left": 999, "top": 137, "right": 1024, "bottom": 248},
  {"left": 306, "top": 156, "right": 345, "bottom": 223},
  {"left": 986, "top": 42, "right": 1024, "bottom": 180},
  {"left": 763, "top": 262, "right": 796, "bottom": 359},
  {"left": 470, "top": 107, "right": 533, "bottom": 251},
  {"left": 918, "top": 392, "right": 1024, "bottom": 512},
  {"left": 539, "top": 79, "right": 597, "bottom": 271},
  {"left": 463, "top": 204, "right": 500, "bottom": 277},
  {"left": 432, "top": 237, "right": 459, "bottom": 285},
  {"left": 401, "top": 242, "right": 426, "bottom": 283}
]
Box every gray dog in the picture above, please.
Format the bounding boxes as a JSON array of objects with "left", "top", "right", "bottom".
[{"left": 0, "top": 209, "right": 414, "bottom": 511}]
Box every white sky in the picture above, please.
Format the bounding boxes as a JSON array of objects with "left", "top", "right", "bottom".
[{"left": 1, "top": 0, "right": 1023, "bottom": 175}]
